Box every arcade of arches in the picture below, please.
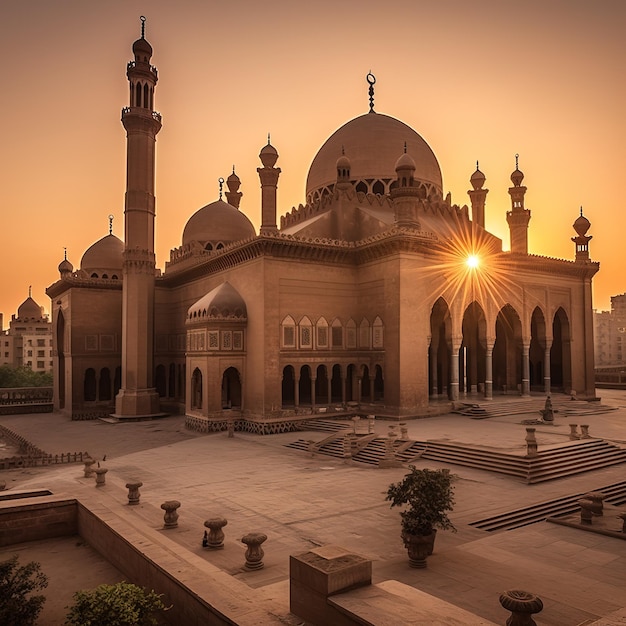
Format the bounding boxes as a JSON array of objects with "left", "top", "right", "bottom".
[{"left": 429, "top": 298, "right": 571, "bottom": 399}]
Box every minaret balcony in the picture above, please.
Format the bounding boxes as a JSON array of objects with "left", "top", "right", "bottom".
[
  {"left": 122, "top": 107, "right": 162, "bottom": 122},
  {"left": 127, "top": 61, "right": 158, "bottom": 79}
]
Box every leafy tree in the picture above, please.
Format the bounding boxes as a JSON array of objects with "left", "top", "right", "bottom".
[
  {"left": 0, "top": 555, "right": 48, "bottom": 626},
  {"left": 65, "top": 581, "right": 168, "bottom": 626},
  {"left": 0, "top": 365, "right": 53, "bottom": 388}
]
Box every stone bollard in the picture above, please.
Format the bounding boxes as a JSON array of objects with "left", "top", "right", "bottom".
[
  {"left": 579, "top": 499, "right": 594, "bottom": 524},
  {"left": 580, "top": 424, "right": 591, "bottom": 438},
  {"left": 569, "top": 424, "right": 579, "bottom": 440},
  {"left": 161, "top": 500, "right": 181, "bottom": 529},
  {"left": 584, "top": 492, "right": 605, "bottom": 516},
  {"left": 125, "top": 481, "right": 143, "bottom": 505},
  {"left": 342, "top": 435, "right": 353, "bottom": 460},
  {"left": 227, "top": 417, "right": 235, "bottom": 438},
  {"left": 367, "top": 414, "right": 375, "bottom": 434},
  {"left": 242, "top": 532, "right": 267, "bottom": 570},
  {"left": 351, "top": 416, "right": 360, "bottom": 434},
  {"left": 83, "top": 456, "right": 96, "bottom": 478},
  {"left": 94, "top": 467, "right": 108, "bottom": 487},
  {"left": 525, "top": 428, "right": 538, "bottom": 457},
  {"left": 399, "top": 423, "right": 408, "bottom": 440},
  {"left": 499, "top": 590, "right": 543, "bottom": 626},
  {"left": 204, "top": 517, "right": 228, "bottom": 549}
]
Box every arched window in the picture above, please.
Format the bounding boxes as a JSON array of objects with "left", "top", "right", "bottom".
[
  {"left": 316, "top": 317, "right": 329, "bottom": 348},
  {"left": 372, "top": 180, "right": 385, "bottom": 195},
  {"left": 299, "top": 316, "right": 313, "bottom": 349},
  {"left": 373, "top": 317, "right": 384, "bottom": 348},
  {"left": 356, "top": 181, "right": 368, "bottom": 194},
  {"left": 359, "top": 318, "right": 371, "bottom": 349},
  {"left": 346, "top": 319, "right": 357, "bottom": 349},
  {"left": 155, "top": 364, "right": 166, "bottom": 397},
  {"left": 331, "top": 318, "right": 343, "bottom": 348},
  {"left": 281, "top": 315, "right": 296, "bottom": 348}
]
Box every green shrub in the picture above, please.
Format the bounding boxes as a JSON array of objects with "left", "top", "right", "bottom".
[
  {"left": 0, "top": 555, "right": 48, "bottom": 626},
  {"left": 65, "top": 581, "right": 168, "bottom": 626}
]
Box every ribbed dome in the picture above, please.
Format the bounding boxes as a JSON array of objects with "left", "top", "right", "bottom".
[
  {"left": 17, "top": 297, "right": 44, "bottom": 321},
  {"left": 133, "top": 37, "right": 153, "bottom": 59},
  {"left": 182, "top": 200, "right": 256, "bottom": 248},
  {"left": 306, "top": 112, "right": 442, "bottom": 200},
  {"left": 80, "top": 234, "right": 124, "bottom": 276},
  {"left": 187, "top": 282, "right": 247, "bottom": 320}
]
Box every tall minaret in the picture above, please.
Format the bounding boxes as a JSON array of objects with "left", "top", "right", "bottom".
[
  {"left": 115, "top": 17, "right": 162, "bottom": 418},
  {"left": 506, "top": 155, "right": 531, "bottom": 254},
  {"left": 467, "top": 162, "right": 488, "bottom": 229}
]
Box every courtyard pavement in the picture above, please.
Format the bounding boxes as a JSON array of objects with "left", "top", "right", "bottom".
[{"left": 1, "top": 390, "right": 626, "bottom": 625}]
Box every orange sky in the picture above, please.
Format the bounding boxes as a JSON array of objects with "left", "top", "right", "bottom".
[{"left": 1, "top": 0, "right": 624, "bottom": 323}]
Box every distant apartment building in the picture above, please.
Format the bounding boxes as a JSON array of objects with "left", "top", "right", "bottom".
[
  {"left": 594, "top": 293, "right": 626, "bottom": 366},
  {"left": 0, "top": 293, "right": 53, "bottom": 372}
]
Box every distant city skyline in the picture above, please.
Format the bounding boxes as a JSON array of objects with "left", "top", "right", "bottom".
[{"left": 1, "top": 0, "right": 624, "bottom": 319}]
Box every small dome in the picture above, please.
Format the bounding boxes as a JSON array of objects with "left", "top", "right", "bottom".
[
  {"left": 511, "top": 167, "right": 524, "bottom": 187},
  {"left": 80, "top": 234, "right": 124, "bottom": 276},
  {"left": 259, "top": 141, "right": 279, "bottom": 168},
  {"left": 133, "top": 37, "right": 153, "bottom": 60},
  {"left": 58, "top": 258, "right": 74, "bottom": 275},
  {"left": 17, "top": 296, "right": 44, "bottom": 321},
  {"left": 187, "top": 282, "right": 247, "bottom": 320},
  {"left": 336, "top": 154, "right": 351, "bottom": 170},
  {"left": 470, "top": 166, "right": 486, "bottom": 190},
  {"left": 573, "top": 210, "right": 591, "bottom": 237},
  {"left": 227, "top": 169, "right": 241, "bottom": 193},
  {"left": 182, "top": 200, "right": 256, "bottom": 247},
  {"left": 395, "top": 151, "right": 416, "bottom": 172}
]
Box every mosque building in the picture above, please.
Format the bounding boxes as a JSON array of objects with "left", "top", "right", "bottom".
[{"left": 46, "top": 21, "right": 599, "bottom": 425}]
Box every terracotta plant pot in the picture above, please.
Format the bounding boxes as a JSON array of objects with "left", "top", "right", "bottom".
[{"left": 402, "top": 530, "right": 436, "bottom": 568}]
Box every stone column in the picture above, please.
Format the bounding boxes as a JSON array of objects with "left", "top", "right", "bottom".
[
  {"left": 294, "top": 373, "right": 300, "bottom": 408},
  {"left": 525, "top": 428, "right": 538, "bottom": 457},
  {"left": 341, "top": 374, "right": 346, "bottom": 405},
  {"left": 450, "top": 338, "right": 461, "bottom": 401},
  {"left": 484, "top": 341, "right": 494, "bottom": 400},
  {"left": 311, "top": 376, "right": 316, "bottom": 410},
  {"left": 94, "top": 467, "right": 108, "bottom": 487},
  {"left": 327, "top": 376, "right": 332, "bottom": 406},
  {"left": 521, "top": 342, "right": 530, "bottom": 397},
  {"left": 543, "top": 340, "right": 552, "bottom": 394},
  {"left": 83, "top": 457, "right": 96, "bottom": 478}
]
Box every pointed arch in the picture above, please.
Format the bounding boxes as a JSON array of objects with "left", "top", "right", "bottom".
[
  {"left": 331, "top": 364, "right": 343, "bottom": 403},
  {"left": 155, "top": 364, "right": 166, "bottom": 397},
  {"left": 316, "top": 364, "right": 329, "bottom": 404},
  {"left": 331, "top": 318, "right": 344, "bottom": 348},
  {"left": 374, "top": 364, "right": 384, "bottom": 401},
  {"left": 191, "top": 368, "right": 202, "bottom": 409},
  {"left": 346, "top": 319, "right": 357, "bottom": 349},
  {"left": 551, "top": 307, "right": 572, "bottom": 391},
  {"left": 99, "top": 368, "right": 111, "bottom": 402},
  {"left": 299, "top": 316, "right": 313, "bottom": 349},
  {"left": 281, "top": 315, "right": 296, "bottom": 348},
  {"left": 429, "top": 297, "right": 452, "bottom": 397},
  {"left": 359, "top": 318, "right": 371, "bottom": 349},
  {"left": 461, "top": 301, "right": 487, "bottom": 395},
  {"left": 84, "top": 368, "right": 96, "bottom": 402},
  {"left": 316, "top": 316, "right": 329, "bottom": 348},
  {"left": 56, "top": 309, "right": 66, "bottom": 409},
  {"left": 493, "top": 304, "right": 523, "bottom": 394},
  {"left": 529, "top": 307, "right": 547, "bottom": 391},
  {"left": 299, "top": 365, "right": 312, "bottom": 405},
  {"left": 222, "top": 367, "right": 242, "bottom": 409},
  {"left": 282, "top": 365, "right": 296, "bottom": 406}
]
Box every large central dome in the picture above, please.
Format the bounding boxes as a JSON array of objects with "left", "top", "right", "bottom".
[{"left": 306, "top": 112, "right": 443, "bottom": 202}]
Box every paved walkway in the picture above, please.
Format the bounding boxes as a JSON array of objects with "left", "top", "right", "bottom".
[{"left": 1, "top": 390, "right": 626, "bottom": 625}]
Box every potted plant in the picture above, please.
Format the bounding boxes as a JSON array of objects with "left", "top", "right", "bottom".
[{"left": 386, "top": 466, "right": 456, "bottom": 568}]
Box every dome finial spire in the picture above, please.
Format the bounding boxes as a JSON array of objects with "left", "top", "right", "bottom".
[
  {"left": 515, "top": 153, "right": 519, "bottom": 170},
  {"left": 218, "top": 177, "right": 225, "bottom": 200},
  {"left": 108, "top": 214, "right": 114, "bottom": 235},
  {"left": 29, "top": 285, "right": 32, "bottom": 298},
  {"left": 140, "top": 15, "right": 146, "bottom": 39},
  {"left": 64, "top": 247, "right": 67, "bottom": 261},
  {"left": 366, "top": 71, "right": 376, "bottom": 113}
]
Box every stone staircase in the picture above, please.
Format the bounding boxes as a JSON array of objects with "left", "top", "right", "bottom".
[
  {"left": 285, "top": 436, "right": 626, "bottom": 483},
  {"left": 468, "top": 480, "right": 626, "bottom": 531},
  {"left": 455, "top": 397, "right": 617, "bottom": 419}
]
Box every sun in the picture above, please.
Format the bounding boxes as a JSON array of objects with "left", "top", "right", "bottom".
[{"left": 466, "top": 254, "right": 480, "bottom": 269}]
